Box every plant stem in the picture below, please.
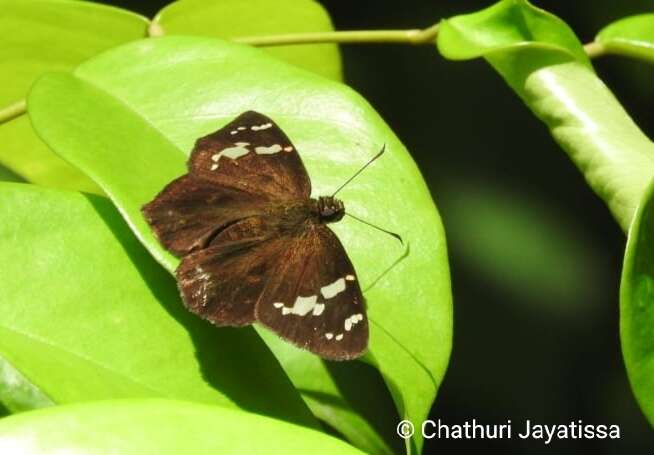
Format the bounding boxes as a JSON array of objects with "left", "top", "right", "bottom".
[
  {"left": 0, "top": 27, "right": 634, "bottom": 128},
  {"left": 584, "top": 41, "right": 606, "bottom": 59},
  {"left": 0, "top": 100, "right": 26, "bottom": 124},
  {"left": 148, "top": 21, "right": 164, "bottom": 38},
  {"left": 233, "top": 23, "right": 441, "bottom": 46}
]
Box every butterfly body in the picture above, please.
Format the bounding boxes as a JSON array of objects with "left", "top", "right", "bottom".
[
  {"left": 266, "top": 195, "right": 345, "bottom": 227},
  {"left": 143, "top": 111, "right": 368, "bottom": 360},
  {"left": 205, "top": 195, "right": 343, "bottom": 241}
]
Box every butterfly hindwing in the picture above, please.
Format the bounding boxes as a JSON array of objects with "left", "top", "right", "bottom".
[
  {"left": 188, "top": 111, "right": 311, "bottom": 200},
  {"left": 176, "top": 216, "right": 287, "bottom": 326},
  {"left": 255, "top": 225, "right": 368, "bottom": 360}
]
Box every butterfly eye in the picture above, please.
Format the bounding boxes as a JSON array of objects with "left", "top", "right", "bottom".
[{"left": 316, "top": 196, "right": 345, "bottom": 223}]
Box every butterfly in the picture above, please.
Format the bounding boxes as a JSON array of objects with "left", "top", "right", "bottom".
[{"left": 142, "top": 111, "right": 374, "bottom": 360}]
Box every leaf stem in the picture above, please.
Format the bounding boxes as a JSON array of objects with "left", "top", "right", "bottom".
[
  {"left": 0, "top": 27, "right": 638, "bottom": 128},
  {"left": 0, "top": 100, "right": 26, "bottom": 124},
  {"left": 148, "top": 21, "right": 164, "bottom": 38},
  {"left": 232, "top": 23, "right": 441, "bottom": 46},
  {"left": 583, "top": 41, "right": 606, "bottom": 58}
]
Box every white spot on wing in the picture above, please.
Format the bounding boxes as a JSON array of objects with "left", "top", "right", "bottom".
[
  {"left": 279, "top": 295, "right": 318, "bottom": 316},
  {"left": 345, "top": 274, "right": 356, "bottom": 281},
  {"left": 222, "top": 142, "right": 250, "bottom": 158},
  {"left": 238, "top": 126, "right": 247, "bottom": 131},
  {"left": 273, "top": 302, "right": 284, "bottom": 308},
  {"left": 209, "top": 142, "right": 250, "bottom": 168},
  {"left": 321, "top": 278, "right": 346, "bottom": 299},
  {"left": 255, "top": 144, "right": 282, "bottom": 155},
  {"left": 344, "top": 313, "right": 364, "bottom": 331},
  {"left": 312, "top": 303, "right": 325, "bottom": 316},
  {"left": 251, "top": 122, "right": 273, "bottom": 131},
  {"left": 335, "top": 334, "right": 343, "bottom": 341},
  {"left": 230, "top": 130, "right": 238, "bottom": 135},
  {"left": 325, "top": 333, "right": 333, "bottom": 340},
  {"left": 283, "top": 146, "right": 294, "bottom": 152}
]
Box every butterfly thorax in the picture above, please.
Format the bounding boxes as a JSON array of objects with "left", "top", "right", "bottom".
[
  {"left": 265, "top": 196, "right": 343, "bottom": 232},
  {"left": 313, "top": 196, "right": 345, "bottom": 224}
]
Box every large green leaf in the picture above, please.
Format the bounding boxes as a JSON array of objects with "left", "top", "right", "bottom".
[
  {"left": 0, "top": 0, "right": 149, "bottom": 192},
  {"left": 621, "top": 177, "right": 654, "bottom": 427},
  {"left": 28, "top": 36, "right": 452, "bottom": 452},
  {"left": 438, "top": 0, "right": 654, "bottom": 232},
  {"left": 154, "top": 0, "right": 341, "bottom": 81},
  {"left": 0, "top": 182, "right": 315, "bottom": 427},
  {"left": 596, "top": 14, "right": 654, "bottom": 64},
  {"left": 0, "top": 399, "right": 363, "bottom": 454}
]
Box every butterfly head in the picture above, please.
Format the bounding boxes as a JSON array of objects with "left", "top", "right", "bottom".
[{"left": 315, "top": 196, "right": 345, "bottom": 224}]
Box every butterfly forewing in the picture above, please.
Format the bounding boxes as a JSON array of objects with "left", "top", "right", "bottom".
[
  {"left": 255, "top": 225, "right": 368, "bottom": 360},
  {"left": 142, "top": 111, "right": 310, "bottom": 256},
  {"left": 142, "top": 175, "right": 271, "bottom": 256},
  {"left": 189, "top": 111, "right": 311, "bottom": 199}
]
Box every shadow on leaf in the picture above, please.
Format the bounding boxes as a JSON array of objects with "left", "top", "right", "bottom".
[{"left": 83, "top": 193, "right": 314, "bottom": 428}]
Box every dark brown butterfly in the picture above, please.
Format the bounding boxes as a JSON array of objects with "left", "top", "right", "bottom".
[{"left": 142, "top": 111, "right": 377, "bottom": 360}]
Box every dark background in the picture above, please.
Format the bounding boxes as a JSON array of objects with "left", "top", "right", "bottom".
[{"left": 107, "top": 1, "right": 654, "bottom": 453}]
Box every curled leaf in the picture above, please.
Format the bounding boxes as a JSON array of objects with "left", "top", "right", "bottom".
[
  {"left": 596, "top": 14, "right": 654, "bottom": 64},
  {"left": 437, "top": 0, "right": 654, "bottom": 231}
]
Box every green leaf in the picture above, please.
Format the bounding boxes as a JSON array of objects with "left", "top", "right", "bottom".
[
  {"left": 0, "top": 0, "right": 148, "bottom": 192},
  {"left": 437, "top": 0, "right": 589, "bottom": 64},
  {"left": 437, "top": 0, "right": 654, "bottom": 231},
  {"left": 0, "top": 182, "right": 315, "bottom": 427},
  {"left": 597, "top": 14, "right": 654, "bottom": 64},
  {"left": 154, "top": 0, "right": 342, "bottom": 81},
  {"left": 0, "top": 399, "right": 363, "bottom": 454},
  {"left": 621, "top": 177, "right": 654, "bottom": 427},
  {"left": 28, "top": 36, "right": 452, "bottom": 452}
]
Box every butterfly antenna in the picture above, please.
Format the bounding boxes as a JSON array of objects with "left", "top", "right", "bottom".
[
  {"left": 345, "top": 212, "right": 403, "bottom": 244},
  {"left": 331, "top": 144, "right": 386, "bottom": 197}
]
